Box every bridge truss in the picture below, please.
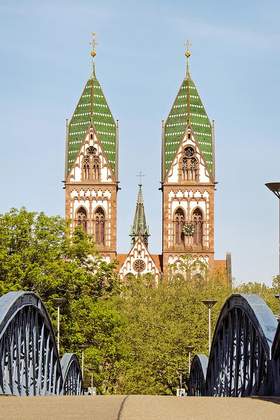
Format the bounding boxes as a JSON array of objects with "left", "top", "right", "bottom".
[
  {"left": 189, "top": 293, "right": 280, "bottom": 396},
  {"left": 0, "top": 291, "right": 82, "bottom": 396}
]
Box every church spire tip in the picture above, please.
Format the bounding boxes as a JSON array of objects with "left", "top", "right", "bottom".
[
  {"left": 90, "top": 32, "right": 97, "bottom": 77},
  {"left": 130, "top": 179, "right": 150, "bottom": 247},
  {"left": 185, "top": 40, "right": 192, "bottom": 77}
]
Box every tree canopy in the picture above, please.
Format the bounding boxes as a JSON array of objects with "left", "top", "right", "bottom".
[{"left": 0, "top": 208, "right": 279, "bottom": 394}]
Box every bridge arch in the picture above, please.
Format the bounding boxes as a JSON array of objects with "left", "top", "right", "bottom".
[
  {"left": 188, "top": 354, "right": 208, "bottom": 396},
  {"left": 0, "top": 291, "right": 82, "bottom": 396},
  {"left": 61, "top": 353, "right": 82, "bottom": 395},
  {"left": 206, "top": 294, "right": 277, "bottom": 396}
]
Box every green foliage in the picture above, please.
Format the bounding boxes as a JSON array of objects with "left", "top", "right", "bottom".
[
  {"left": 0, "top": 208, "right": 122, "bottom": 393},
  {"left": 0, "top": 208, "right": 279, "bottom": 395},
  {"left": 114, "top": 275, "right": 231, "bottom": 394}
]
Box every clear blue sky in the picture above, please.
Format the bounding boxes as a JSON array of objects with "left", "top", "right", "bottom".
[{"left": 0, "top": 0, "right": 279, "bottom": 285}]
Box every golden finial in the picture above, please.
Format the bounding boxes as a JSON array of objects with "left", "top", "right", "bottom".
[
  {"left": 90, "top": 32, "right": 98, "bottom": 58},
  {"left": 185, "top": 40, "right": 191, "bottom": 58},
  {"left": 185, "top": 40, "right": 192, "bottom": 76}
]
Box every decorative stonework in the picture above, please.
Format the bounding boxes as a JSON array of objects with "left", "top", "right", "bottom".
[
  {"left": 118, "top": 238, "right": 161, "bottom": 282},
  {"left": 133, "top": 259, "right": 146, "bottom": 273},
  {"left": 63, "top": 52, "right": 230, "bottom": 284},
  {"left": 65, "top": 80, "right": 118, "bottom": 261},
  {"left": 162, "top": 75, "right": 215, "bottom": 276}
]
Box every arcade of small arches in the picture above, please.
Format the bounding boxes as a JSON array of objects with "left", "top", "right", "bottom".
[{"left": 168, "top": 255, "right": 208, "bottom": 282}]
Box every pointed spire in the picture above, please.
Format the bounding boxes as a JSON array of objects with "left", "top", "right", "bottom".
[
  {"left": 130, "top": 183, "right": 150, "bottom": 247},
  {"left": 67, "top": 36, "right": 117, "bottom": 175}
]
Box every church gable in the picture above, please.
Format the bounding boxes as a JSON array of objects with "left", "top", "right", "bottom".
[
  {"left": 165, "top": 127, "right": 211, "bottom": 184},
  {"left": 118, "top": 238, "right": 161, "bottom": 279},
  {"left": 67, "top": 126, "right": 114, "bottom": 183}
]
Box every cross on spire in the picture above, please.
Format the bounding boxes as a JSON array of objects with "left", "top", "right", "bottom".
[
  {"left": 136, "top": 171, "right": 145, "bottom": 186},
  {"left": 185, "top": 40, "right": 192, "bottom": 76},
  {"left": 90, "top": 32, "right": 98, "bottom": 58}
]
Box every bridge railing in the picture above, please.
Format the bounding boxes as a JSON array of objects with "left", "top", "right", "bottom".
[
  {"left": 0, "top": 291, "right": 82, "bottom": 396},
  {"left": 189, "top": 293, "right": 280, "bottom": 397},
  {"left": 272, "top": 321, "right": 280, "bottom": 395}
]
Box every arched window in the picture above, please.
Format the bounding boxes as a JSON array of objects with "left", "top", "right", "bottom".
[
  {"left": 174, "top": 208, "right": 185, "bottom": 245},
  {"left": 76, "top": 207, "right": 87, "bottom": 232},
  {"left": 192, "top": 208, "right": 203, "bottom": 246},
  {"left": 82, "top": 147, "right": 101, "bottom": 181},
  {"left": 94, "top": 207, "right": 105, "bottom": 245},
  {"left": 181, "top": 147, "right": 199, "bottom": 181},
  {"left": 92, "top": 156, "right": 100, "bottom": 180},
  {"left": 82, "top": 157, "right": 90, "bottom": 180}
]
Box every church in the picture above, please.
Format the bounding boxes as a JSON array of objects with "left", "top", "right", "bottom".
[{"left": 64, "top": 40, "right": 231, "bottom": 283}]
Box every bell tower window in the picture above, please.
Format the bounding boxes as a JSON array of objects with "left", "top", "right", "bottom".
[
  {"left": 76, "top": 207, "right": 88, "bottom": 233},
  {"left": 94, "top": 207, "right": 105, "bottom": 245},
  {"left": 82, "top": 147, "right": 101, "bottom": 181},
  {"left": 174, "top": 208, "right": 185, "bottom": 245},
  {"left": 192, "top": 208, "right": 203, "bottom": 246},
  {"left": 181, "top": 146, "right": 199, "bottom": 181}
]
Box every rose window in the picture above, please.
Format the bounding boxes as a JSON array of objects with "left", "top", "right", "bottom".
[
  {"left": 87, "top": 146, "right": 97, "bottom": 155},
  {"left": 185, "top": 147, "right": 194, "bottom": 157},
  {"left": 133, "top": 259, "right": 146, "bottom": 273}
]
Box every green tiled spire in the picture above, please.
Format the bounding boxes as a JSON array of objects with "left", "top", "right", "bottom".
[
  {"left": 130, "top": 184, "right": 150, "bottom": 247},
  {"left": 66, "top": 65, "right": 117, "bottom": 175},
  {"left": 163, "top": 53, "right": 213, "bottom": 177}
]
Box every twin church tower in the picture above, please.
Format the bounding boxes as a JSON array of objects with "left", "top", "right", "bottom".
[{"left": 64, "top": 40, "right": 230, "bottom": 281}]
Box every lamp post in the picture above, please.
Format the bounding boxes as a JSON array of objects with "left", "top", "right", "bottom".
[
  {"left": 53, "top": 297, "right": 66, "bottom": 355},
  {"left": 265, "top": 182, "right": 280, "bottom": 275},
  {"left": 202, "top": 299, "right": 217, "bottom": 354},
  {"left": 78, "top": 344, "right": 88, "bottom": 379},
  {"left": 87, "top": 368, "right": 96, "bottom": 396},
  {"left": 186, "top": 345, "right": 194, "bottom": 375},
  {"left": 176, "top": 367, "right": 185, "bottom": 397}
]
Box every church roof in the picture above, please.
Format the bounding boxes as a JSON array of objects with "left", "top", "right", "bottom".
[
  {"left": 163, "top": 59, "right": 213, "bottom": 177},
  {"left": 150, "top": 254, "right": 162, "bottom": 272},
  {"left": 130, "top": 184, "right": 150, "bottom": 245},
  {"left": 67, "top": 68, "right": 117, "bottom": 174}
]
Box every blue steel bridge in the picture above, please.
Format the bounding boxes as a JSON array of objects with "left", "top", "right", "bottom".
[
  {"left": 0, "top": 290, "right": 280, "bottom": 399},
  {"left": 0, "top": 291, "right": 82, "bottom": 396}
]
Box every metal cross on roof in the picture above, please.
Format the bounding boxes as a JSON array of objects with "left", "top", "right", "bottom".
[
  {"left": 136, "top": 171, "right": 145, "bottom": 186},
  {"left": 185, "top": 40, "right": 192, "bottom": 54},
  {"left": 90, "top": 32, "right": 98, "bottom": 57},
  {"left": 185, "top": 40, "right": 192, "bottom": 75}
]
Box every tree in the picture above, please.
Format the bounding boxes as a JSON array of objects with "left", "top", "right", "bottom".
[
  {"left": 1, "top": 208, "right": 279, "bottom": 395},
  {"left": 114, "top": 275, "right": 231, "bottom": 394},
  {"left": 0, "top": 208, "right": 122, "bottom": 393}
]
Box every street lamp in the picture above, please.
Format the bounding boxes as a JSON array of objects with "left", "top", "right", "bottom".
[
  {"left": 186, "top": 345, "right": 194, "bottom": 375},
  {"left": 53, "top": 297, "right": 66, "bottom": 355},
  {"left": 265, "top": 182, "right": 280, "bottom": 275},
  {"left": 78, "top": 344, "right": 88, "bottom": 379},
  {"left": 202, "top": 299, "right": 217, "bottom": 354}
]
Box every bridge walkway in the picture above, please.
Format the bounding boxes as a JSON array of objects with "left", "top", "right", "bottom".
[{"left": 0, "top": 395, "right": 279, "bottom": 420}]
